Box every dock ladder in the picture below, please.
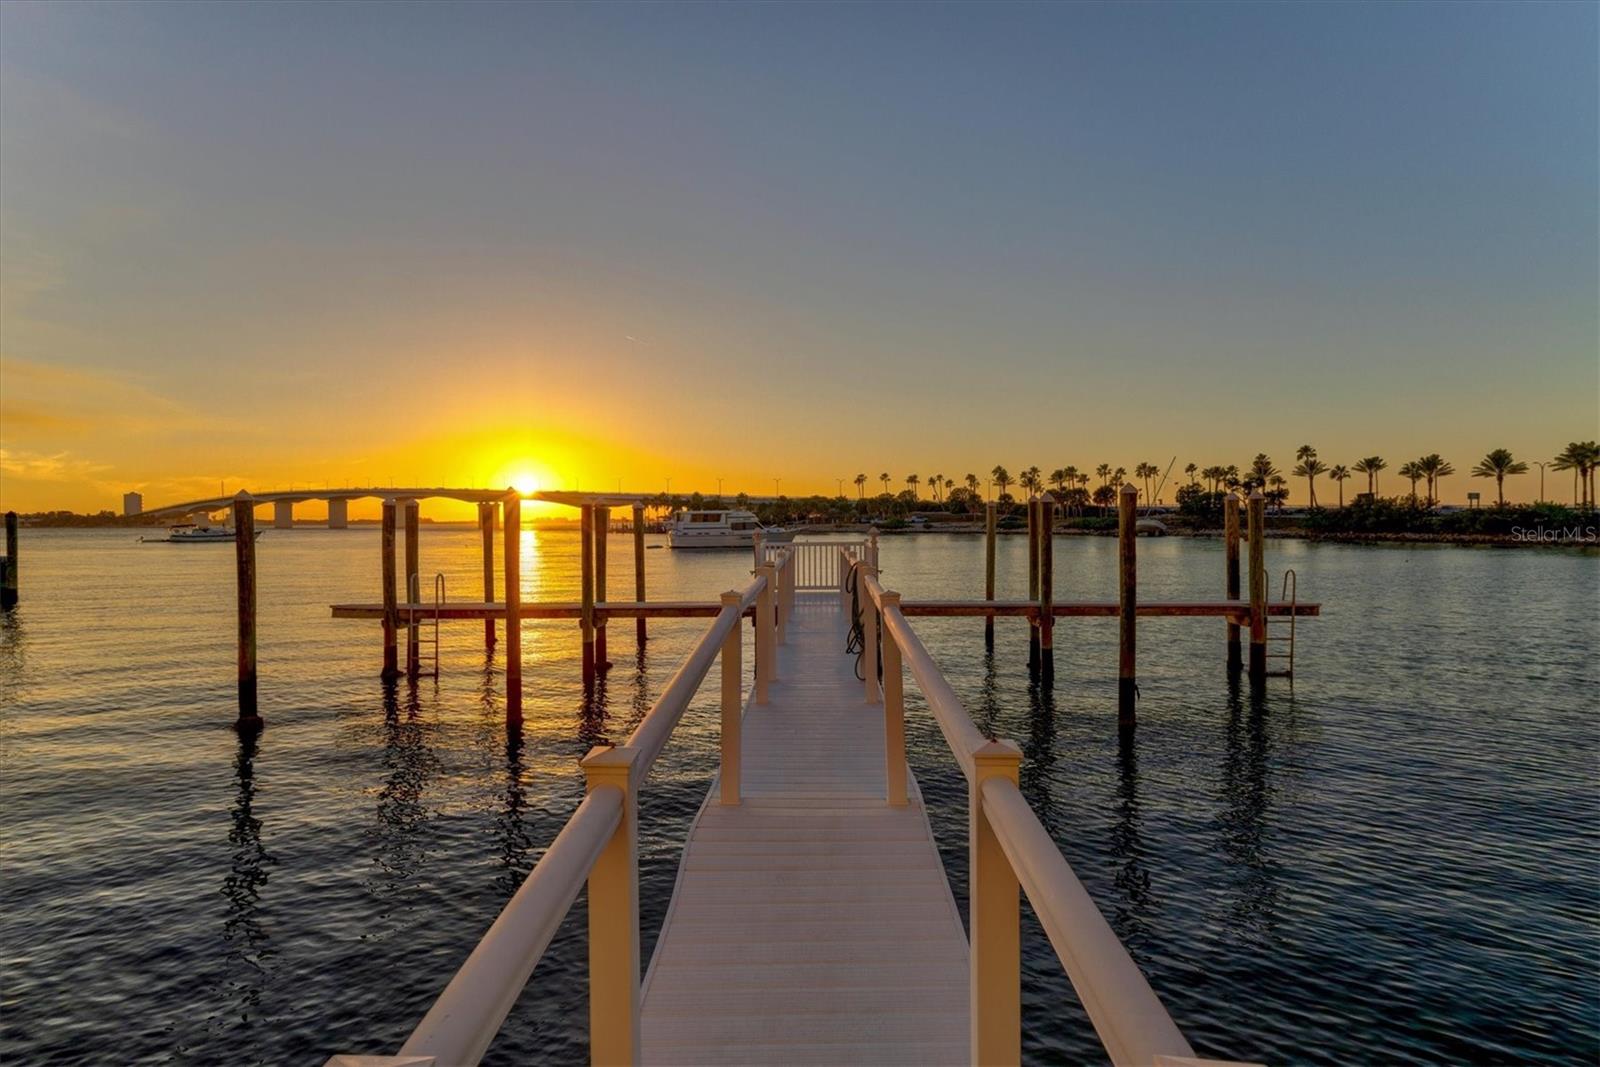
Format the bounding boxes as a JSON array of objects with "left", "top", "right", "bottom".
[
  {"left": 1266, "top": 568, "right": 1297, "bottom": 678},
  {"left": 406, "top": 572, "right": 445, "bottom": 678}
]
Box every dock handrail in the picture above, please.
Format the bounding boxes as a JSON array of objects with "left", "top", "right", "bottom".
[
  {"left": 395, "top": 786, "right": 623, "bottom": 1062},
  {"left": 332, "top": 550, "right": 809, "bottom": 1066},
  {"left": 859, "top": 567, "right": 1214, "bottom": 1067}
]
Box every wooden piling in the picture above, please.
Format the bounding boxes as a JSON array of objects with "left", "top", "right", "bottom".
[
  {"left": 504, "top": 492, "right": 523, "bottom": 725},
  {"left": 580, "top": 504, "right": 596, "bottom": 684},
  {"left": 381, "top": 499, "right": 399, "bottom": 680},
  {"left": 1224, "top": 493, "right": 1241, "bottom": 673},
  {"left": 984, "top": 501, "right": 997, "bottom": 648},
  {"left": 632, "top": 503, "right": 647, "bottom": 645},
  {"left": 404, "top": 499, "right": 420, "bottom": 677},
  {"left": 1039, "top": 495, "right": 1054, "bottom": 679},
  {"left": 1118, "top": 484, "right": 1137, "bottom": 729},
  {"left": 479, "top": 502, "right": 496, "bottom": 649},
  {"left": 595, "top": 505, "right": 609, "bottom": 672},
  {"left": 1, "top": 510, "right": 17, "bottom": 609},
  {"left": 1027, "top": 497, "right": 1040, "bottom": 671},
  {"left": 1247, "top": 490, "right": 1267, "bottom": 682},
  {"left": 232, "top": 492, "right": 262, "bottom": 731}
]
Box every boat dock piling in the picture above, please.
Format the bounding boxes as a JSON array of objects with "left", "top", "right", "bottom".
[
  {"left": 477, "top": 501, "right": 496, "bottom": 648},
  {"left": 503, "top": 492, "right": 522, "bottom": 724},
  {"left": 231, "top": 492, "right": 261, "bottom": 733},
  {"left": 1, "top": 510, "right": 18, "bottom": 610},
  {"left": 1249, "top": 490, "right": 1269, "bottom": 680},
  {"left": 1225, "top": 492, "right": 1242, "bottom": 672},
  {"left": 983, "top": 500, "right": 997, "bottom": 647}
]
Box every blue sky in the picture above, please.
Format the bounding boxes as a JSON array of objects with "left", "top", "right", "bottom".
[{"left": 1, "top": 1, "right": 1595, "bottom": 509}]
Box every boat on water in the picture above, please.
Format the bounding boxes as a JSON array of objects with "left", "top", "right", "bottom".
[
  {"left": 141, "top": 523, "right": 260, "bottom": 543},
  {"left": 667, "top": 509, "right": 795, "bottom": 550}
]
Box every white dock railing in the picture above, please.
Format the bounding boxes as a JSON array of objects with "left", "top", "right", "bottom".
[
  {"left": 327, "top": 547, "right": 804, "bottom": 1067},
  {"left": 851, "top": 553, "right": 1245, "bottom": 1067},
  {"left": 761, "top": 533, "right": 877, "bottom": 591}
]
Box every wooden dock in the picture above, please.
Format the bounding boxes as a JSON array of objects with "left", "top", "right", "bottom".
[
  {"left": 327, "top": 537, "right": 1269, "bottom": 1066},
  {"left": 639, "top": 595, "right": 969, "bottom": 1064}
]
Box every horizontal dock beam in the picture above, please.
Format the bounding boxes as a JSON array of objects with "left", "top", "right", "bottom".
[
  {"left": 331, "top": 600, "right": 737, "bottom": 621},
  {"left": 332, "top": 596, "right": 1318, "bottom": 624}
]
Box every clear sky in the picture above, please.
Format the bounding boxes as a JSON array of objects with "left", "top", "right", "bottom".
[{"left": 2, "top": 1, "right": 1595, "bottom": 515}]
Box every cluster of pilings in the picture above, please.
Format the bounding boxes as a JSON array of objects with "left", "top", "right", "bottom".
[{"left": 980, "top": 486, "right": 1276, "bottom": 730}]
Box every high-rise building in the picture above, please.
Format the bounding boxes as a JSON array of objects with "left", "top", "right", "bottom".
[{"left": 123, "top": 491, "right": 143, "bottom": 516}]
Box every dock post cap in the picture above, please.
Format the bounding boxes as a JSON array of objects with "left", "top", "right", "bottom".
[
  {"left": 1120, "top": 484, "right": 1138, "bottom": 496},
  {"left": 233, "top": 490, "right": 254, "bottom": 501},
  {"left": 581, "top": 744, "right": 639, "bottom": 784},
  {"left": 719, "top": 590, "right": 741, "bottom": 605},
  {"left": 1248, "top": 489, "right": 1265, "bottom": 499},
  {"left": 879, "top": 588, "right": 901, "bottom": 606},
  {"left": 972, "top": 738, "right": 1023, "bottom": 772}
]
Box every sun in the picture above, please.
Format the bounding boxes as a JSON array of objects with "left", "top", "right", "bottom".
[{"left": 509, "top": 470, "right": 541, "bottom": 495}]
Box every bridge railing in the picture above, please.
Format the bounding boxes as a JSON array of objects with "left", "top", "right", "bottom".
[
  {"left": 326, "top": 549, "right": 796, "bottom": 1067},
  {"left": 857, "top": 566, "right": 1243, "bottom": 1067},
  {"left": 761, "top": 534, "right": 874, "bottom": 591}
]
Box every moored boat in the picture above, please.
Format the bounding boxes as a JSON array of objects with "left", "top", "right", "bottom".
[
  {"left": 667, "top": 509, "right": 794, "bottom": 550},
  {"left": 142, "top": 523, "right": 261, "bottom": 543}
]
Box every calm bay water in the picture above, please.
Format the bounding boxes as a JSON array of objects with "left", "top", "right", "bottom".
[{"left": 1, "top": 527, "right": 1596, "bottom": 1064}]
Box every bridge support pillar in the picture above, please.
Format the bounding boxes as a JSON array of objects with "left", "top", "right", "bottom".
[
  {"left": 273, "top": 499, "right": 294, "bottom": 530},
  {"left": 327, "top": 498, "right": 348, "bottom": 529}
]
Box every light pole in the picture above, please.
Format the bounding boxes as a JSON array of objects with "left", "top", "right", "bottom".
[
  {"left": 1535, "top": 461, "right": 1549, "bottom": 503},
  {"left": 773, "top": 477, "right": 781, "bottom": 498},
  {"left": 836, "top": 478, "right": 844, "bottom": 497},
  {"left": 716, "top": 477, "right": 723, "bottom": 498}
]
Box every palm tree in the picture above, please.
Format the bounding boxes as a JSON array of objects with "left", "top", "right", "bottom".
[
  {"left": 1414, "top": 454, "right": 1453, "bottom": 507},
  {"left": 932, "top": 474, "right": 945, "bottom": 503},
  {"left": 1292, "top": 455, "right": 1328, "bottom": 507},
  {"left": 879, "top": 472, "right": 892, "bottom": 496},
  {"left": 1244, "top": 454, "right": 1278, "bottom": 493},
  {"left": 1063, "top": 466, "right": 1081, "bottom": 494},
  {"left": 1471, "top": 449, "right": 1528, "bottom": 508},
  {"left": 1328, "top": 464, "right": 1351, "bottom": 507},
  {"left": 1133, "top": 462, "right": 1157, "bottom": 502},
  {"left": 1398, "top": 461, "right": 1421, "bottom": 502},
  {"left": 1184, "top": 462, "right": 1198, "bottom": 487},
  {"left": 1019, "top": 466, "right": 1043, "bottom": 497},
  {"left": 905, "top": 473, "right": 920, "bottom": 500},
  {"left": 965, "top": 473, "right": 980, "bottom": 497},
  {"left": 1552, "top": 441, "right": 1599, "bottom": 510},
  {"left": 1111, "top": 467, "right": 1127, "bottom": 491},
  {"left": 1095, "top": 463, "right": 1111, "bottom": 489},
  {"left": 991, "top": 466, "right": 1012, "bottom": 503},
  {"left": 1049, "top": 468, "right": 1069, "bottom": 495},
  {"left": 854, "top": 473, "right": 867, "bottom": 500},
  {"left": 1352, "top": 456, "right": 1387, "bottom": 497}
]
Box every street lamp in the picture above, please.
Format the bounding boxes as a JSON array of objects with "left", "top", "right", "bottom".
[
  {"left": 773, "top": 477, "right": 781, "bottom": 497},
  {"left": 1535, "top": 461, "right": 1549, "bottom": 503}
]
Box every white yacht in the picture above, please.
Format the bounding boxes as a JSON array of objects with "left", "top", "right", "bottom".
[
  {"left": 143, "top": 522, "right": 259, "bottom": 543},
  {"left": 667, "top": 509, "right": 795, "bottom": 550}
]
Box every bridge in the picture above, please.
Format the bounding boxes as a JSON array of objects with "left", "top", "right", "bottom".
[
  {"left": 325, "top": 538, "right": 1257, "bottom": 1066},
  {"left": 141, "top": 487, "right": 663, "bottom": 528}
]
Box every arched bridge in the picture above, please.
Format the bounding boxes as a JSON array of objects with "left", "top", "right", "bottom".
[{"left": 142, "top": 488, "right": 654, "bottom": 528}]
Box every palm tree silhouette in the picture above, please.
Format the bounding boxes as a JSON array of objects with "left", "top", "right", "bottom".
[
  {"left": 1398, "top": 461, "right": 1421, "bottom": 502},
  {"left": 1328, "top": 464, "right": 1351, "bottom": 507},
  {"left": 1292, "top": 451, "right": 1327, "bottom": 508},
  {"left": 1552, "top": 441, "right": 1599, "bottom": 510},
  {"left": 905, "top": 473, "right": 920, "bottom": 500},
  {"left": 879, "top": 472, "right": 892, "bottom": 496},
  {"left": 1471, "top": 449, "right": 1528, "bottom": 508},
  {"left": 965, "top": 473, "right": 980, "bottom": 497},
  {"left": 1095, "top": 463, "right": 1111, "bottom": 490},
  {"left": 854, "top": 473, "right": 867, "bottom": 500},
  {"left": 1184, "top": 462, "right": 1198, "bottom": 486},
  {"left": 1353, "top": 456, "right": 1387, "bottom": 497},
  {"left": 991, "top": 466, "right": 1012, "bottom": 503}
]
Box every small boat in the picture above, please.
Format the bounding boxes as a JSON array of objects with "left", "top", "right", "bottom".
[
  {"left": 1135, "top": 517, "right": 1168, "bottom": 537},
  {"left": 142, "top": 523, "right": 261, "bottom": 543},
  {"left": 667, "top": 509, "right": 795, "bottom": 550}
]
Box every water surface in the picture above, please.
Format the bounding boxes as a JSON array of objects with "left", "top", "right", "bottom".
[{"left": 1, "top": 528, "right": 1595, "bottom": 1064}]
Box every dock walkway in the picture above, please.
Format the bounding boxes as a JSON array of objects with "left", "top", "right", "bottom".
[{"left": 640, "top": 594, "right": 968, "bottom": 1065}]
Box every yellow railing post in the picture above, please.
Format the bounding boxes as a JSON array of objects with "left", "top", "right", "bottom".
[
  {"left": 880, "top": 593, "right": 907, "bottom": 807},
  {"left": 755, "top": 563, "right": 775, "bottom": 703},
  {"left": 720, "top": 592, "right": 742, "bottom": 805},
  {"left": 971, "top": 739, "right": 1023, "bottom": 1066},
  {"left": 582, "top": 745, "right": 640, "bottom": 1066}
]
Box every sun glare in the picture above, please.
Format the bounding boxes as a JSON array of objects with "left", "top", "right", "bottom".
[{"left": 509, "top": 471, "right": 541, "bottom": 495}]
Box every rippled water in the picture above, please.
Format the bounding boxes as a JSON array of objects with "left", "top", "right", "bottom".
[{"left": 1, "top": 527, "right": 1596, "bottom": 1064}]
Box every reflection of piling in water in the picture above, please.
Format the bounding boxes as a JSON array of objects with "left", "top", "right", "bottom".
[
  {"left": 222, "top": 730, "right": 274, "bottom": 1019},
  {"left": 1220, "top": 676, "right": 1284, "bottom": 932}
]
